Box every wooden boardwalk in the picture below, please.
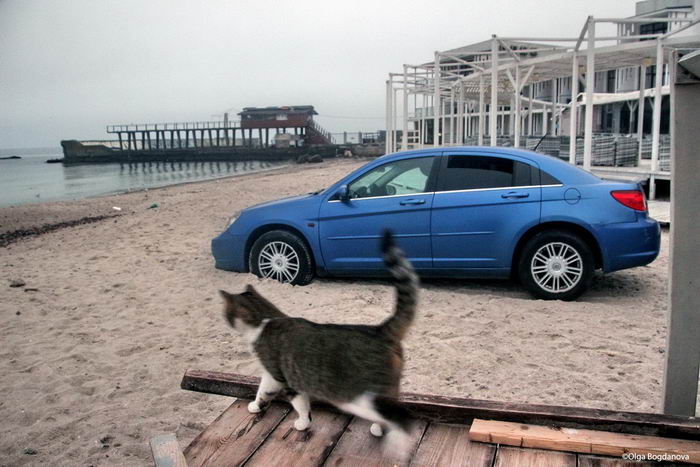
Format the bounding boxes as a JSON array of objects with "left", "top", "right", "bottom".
[
  {"left": 167, "top": 370, "right": 700, "bottom": 467},
  {"left": 183, "top": 399, "right": 644, "bottom": 467}
]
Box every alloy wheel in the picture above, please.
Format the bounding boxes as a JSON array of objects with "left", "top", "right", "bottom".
[
  {"left": 530, "top": 242, "right": 583, "bottom": 293},
  {"left": 258, "top": 241, "right": 300, "bottom": 283}
]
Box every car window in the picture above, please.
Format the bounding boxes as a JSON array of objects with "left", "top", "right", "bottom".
[
  {"left": 540, "top": 169, "right": 561, "bottom": 185},
  {"left": 440, "top": 155, "right": 534, "bottom": 191},
  {"left": 348, "top": 157, "right": 434, "bottom": 199}
]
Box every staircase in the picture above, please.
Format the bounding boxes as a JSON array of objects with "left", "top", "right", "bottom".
[{"left": 306, "top": 120, "right": 335, "bottom": 145}]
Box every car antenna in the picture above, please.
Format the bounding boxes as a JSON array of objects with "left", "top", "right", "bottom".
[{"left": 532, "top": 132, "right": 548, "bottom": 152}]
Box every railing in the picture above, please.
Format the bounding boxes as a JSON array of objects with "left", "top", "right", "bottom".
[
  {"left": 330, "top": 132, "right": 384, "bottom": 145},
  {"left": 308, "top": 120, "right": 335, "bottom": 144},
  {"left": 107, "top": 120, "right": 242, "bottom": 133}
]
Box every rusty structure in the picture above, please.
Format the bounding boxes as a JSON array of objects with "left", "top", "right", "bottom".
[{"left": 61, "top": 105, "right": 338, "bottom": 163}]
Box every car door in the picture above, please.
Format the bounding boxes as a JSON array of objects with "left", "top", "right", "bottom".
[
  {"left": 318, "top": 155, "right": 438, "bottom": 272},
  {"left": 431, "top": 152, "right": 541, "bottom": 272}
]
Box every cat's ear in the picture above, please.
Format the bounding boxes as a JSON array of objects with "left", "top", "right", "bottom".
[
  {"left": 245, "top": 284, "right": 258, "bottom": 295},
  {"left": 219, "top": 289, "right": 234, "bottom": 302}
]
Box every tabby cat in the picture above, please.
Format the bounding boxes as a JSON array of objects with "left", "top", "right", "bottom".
[{"left": 220, "top": 230, "right": 419, "bottom": 457}]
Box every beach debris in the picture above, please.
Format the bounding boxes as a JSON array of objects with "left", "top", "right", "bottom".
[
  {"left": 296, "top": 154, "right": 323, "bottom": 164},
  {"left": 24, "top": 288, "right": 39, "bottom": 292},
  {"left": 16, "top": 311, "right": 21, "bottom": 315},
  {"left": 9, "top": 279, "right": 26, "bottom": 288},
  {"left": 99, "top": 435, "right": 114, "bottom": 449},
  {"left": 112, "top": 206, "right": 122, "bottom": 211},
  {"left": 0, "top": 215, "right": 116, "bottom": 248},
  {"left": 22, "top": 448, "right": 37, "bottom": 455},
  {"left": 148, "top": 203, "right": 158, "bottom": 209}
]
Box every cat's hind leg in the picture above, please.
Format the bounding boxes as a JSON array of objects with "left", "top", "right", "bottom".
[
  {"left": 248, "top": 370, "right": 283, "bottom": 414},
  {"left": 289, "top": 392, "right": 312, "bottom": 431},
  {"left": 337, "top": 394, "right": 412, "bottom": 461}
]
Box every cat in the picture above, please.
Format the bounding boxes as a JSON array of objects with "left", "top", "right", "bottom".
[{"left": 219, "top": 230, "right": 419, "bottom": 458}]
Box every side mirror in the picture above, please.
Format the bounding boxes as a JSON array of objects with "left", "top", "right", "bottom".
[{"left": 337, "top": 185, "right": 350, "bottom": 202}]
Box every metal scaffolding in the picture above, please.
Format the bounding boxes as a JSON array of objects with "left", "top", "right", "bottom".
[{"left": 385, "top": 14, "right": 700, "bottom": 199}]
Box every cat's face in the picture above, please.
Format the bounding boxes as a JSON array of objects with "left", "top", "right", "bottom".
[{"left": 220, "top": 285, "right": 287, "bottom": 331}]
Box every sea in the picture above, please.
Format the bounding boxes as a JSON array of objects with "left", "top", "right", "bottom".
[{"left": 0, "top": 147, "right": 286, "bottom": 208}]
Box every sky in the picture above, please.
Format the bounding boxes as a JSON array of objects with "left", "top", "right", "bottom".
[{"left": 0, "top": 0, "right": 636, "bottom": 149}]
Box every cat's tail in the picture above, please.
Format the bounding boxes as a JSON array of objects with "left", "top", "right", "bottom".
[{"left": 380, "top": 229, "right": 419, "bottom": 341}]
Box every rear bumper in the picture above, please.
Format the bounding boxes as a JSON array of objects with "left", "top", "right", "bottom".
[
  {"left": 599, "top": 217, "right": 661, "bottom": 273},
  {"left": 211, "top": 231, "right": 247, "bottom": 272}
]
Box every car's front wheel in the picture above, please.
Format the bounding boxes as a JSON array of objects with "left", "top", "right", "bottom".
[
  {"left": 518, "top": 230, "right": 594, "bottom": 300},
  {"left": 249, "top": 230, "right": 314, "bottom": 285}
]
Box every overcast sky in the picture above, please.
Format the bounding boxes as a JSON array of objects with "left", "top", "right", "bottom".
[{"left": 1, "top": 0, "right": 636, "bottom": 148}]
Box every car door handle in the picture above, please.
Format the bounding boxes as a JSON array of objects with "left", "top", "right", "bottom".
[
  {"left": 399, "top": 198, "right": 426, "bottom": 205},
  {"left": 501, "top": 192, "right": 530, "bottom": 199}
]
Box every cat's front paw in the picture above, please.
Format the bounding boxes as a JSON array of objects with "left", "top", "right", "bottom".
[
  {"left": 370, "top": 423, "right": 384, "bottom": 437},
  {"left": 293, "top": 418, "right": 311, "bottom": 431},
  {"left": 248, "top": 401, "right": 262, "bottom": 414}
]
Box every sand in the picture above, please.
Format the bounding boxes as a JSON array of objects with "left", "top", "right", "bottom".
[{"left": 0, "top": 158, "right": 689, "bottom": 466}]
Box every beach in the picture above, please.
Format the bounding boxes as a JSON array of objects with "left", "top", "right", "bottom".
[{"left": 0, "top": 158, "right": 684, "bottom": 466}]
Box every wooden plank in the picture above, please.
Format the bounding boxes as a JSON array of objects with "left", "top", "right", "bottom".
[
  {"left": 150, "top": 433, "right": 188, "bottom": 467},
  {"left": 410, "top": 423, "right": 496, "bottom": 467},
  {"left": 323, "top": 417, "right": 427, "bottom": 467},
  {"left": 494, "top": 446, "right": 576, "bottom": 467},
  {"left": 577, "top": 454, "right": 655, "bottom": 467},
  {"left": 245, "top": 409, "right": 350, "bottom": 467},
  {"left": 469, "top": 419, "right": 700, "bottom": 463},
  {"left": 183, "top": 400, "right": 289, "bottom": 467},
  {"left": 180, "top": 369, "right": 700, "bottom": 440}
]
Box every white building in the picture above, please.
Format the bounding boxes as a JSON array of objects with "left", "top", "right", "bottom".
[{"left": 386, "top": 0, "right": 700, "bottom": 197}]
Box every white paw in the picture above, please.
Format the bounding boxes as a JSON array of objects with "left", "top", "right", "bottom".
[
  {"left": 248, "top": 401, "right": 262, "bottom": 414},
  {"left": 384, "top": 428, "right": 412, "bottom": 462},
  {"left": 370, "top": 423, "right": 384, "bottom": 437},
  {"left": 293, "top": 418, "right": 310, "bottom": 431}
]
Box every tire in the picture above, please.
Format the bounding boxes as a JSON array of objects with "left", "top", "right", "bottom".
[
  {"left": 249, "top": 230, "right": 314, "bottom": 286},
  {"left": 518, "top": 230, "right": 594, "bottom": 301}
]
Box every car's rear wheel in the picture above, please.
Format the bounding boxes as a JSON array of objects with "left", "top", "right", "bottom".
[
  {"left": 518, "top": 230, "right": 594, "bottom": 300},
  {"left": 249, "top": 230, "right": 314, "bottom": 286}
]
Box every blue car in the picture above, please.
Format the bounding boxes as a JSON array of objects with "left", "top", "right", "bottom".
[{"left": 212, "top": 147, "right": 660, "bottom": 300}]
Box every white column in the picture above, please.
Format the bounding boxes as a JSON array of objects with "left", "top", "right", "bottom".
[
  {"left": 651, "top": 39, "right": 663, "bottom": 173},
  {"left": 528, "top": 85, "right": 534, "bottom": 135},
  {"left": 385, "top": 79, "right": 392, "bottom": 154},
  {"left": 542, "top": 103, "right": 548, "bottom": 135},
  {"left": 479, "top": 74, "right": 485, "bottom": 146},
  {"left": 393, "top": 87, "right": 399, "bottom": 153},
  {"left": 569, "top": 54, "right": 579, "bottom": 164},
  {"left": 402, "top": 66, "right": 409, "bottom": 151},
  {"left": 637, "top": 64, "right": 647, "bottom": 164},
  {"left": 441, "top": 99, "right": 447, "bottom": 147},
  {"left": 433, "top": 52, "right": 441, "bottom": 147},
  {"left": 514, "top": 67, "right": 521, "bottom": 147},
  {"left": 663, "top": 50, "right": 700, "bottom": 416},
  {"left": 490, "top": 36, "right": 498, "bottom": 146},
  {"left": 551, "top": 79, "right": 558, "bottom": 135},
  {"left": 583, "top": 16, "right": 596, "bottom": 171},
  {"left": 457, "top": 84, "right": 464, "bottom": 145},
  {"left": 449, "top": 87, "right": 455, "bottom": 145}
]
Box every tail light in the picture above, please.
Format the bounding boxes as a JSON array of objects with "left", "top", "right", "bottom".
[{"left": 611, "top": 190, "right": 647, "bottom": 212}]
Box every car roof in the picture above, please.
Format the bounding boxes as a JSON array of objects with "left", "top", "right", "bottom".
[{"left": 378, "top": 146, "right": 600, "bottom": 185}]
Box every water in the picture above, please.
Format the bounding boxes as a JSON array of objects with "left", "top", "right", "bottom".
[{"left": 0, "top": 148, "right": 286, "bottom": 208}]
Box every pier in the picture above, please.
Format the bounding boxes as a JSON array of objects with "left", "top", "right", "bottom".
[{"left": 60, "top": 106, "right": 346, "bottom": 164}]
